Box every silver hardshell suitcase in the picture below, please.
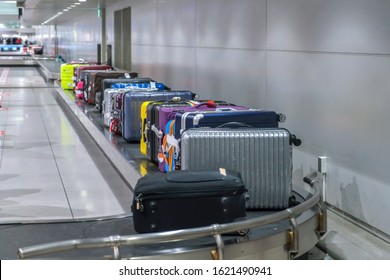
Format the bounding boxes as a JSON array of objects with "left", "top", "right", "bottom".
[
  {"left": 180, "top": 127, "right": 293, "bottom": 210},
  {"left": 103, "top": 88, "right": 116, "bottom": 127},
  {"left": 103, "top": 88, "right": 125, "bottom": 127}
]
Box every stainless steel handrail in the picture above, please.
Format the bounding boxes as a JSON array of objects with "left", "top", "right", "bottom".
[{"left": 18, "top": 174, "right": 324, "bottom": 259}]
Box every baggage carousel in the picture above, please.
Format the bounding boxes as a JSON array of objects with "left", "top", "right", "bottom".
[
  {"left": 12, "top": 59, "right": 327, "bottom": 259},
  {"left": 17, "top": 182, "right": 326, "bottom": 260}
]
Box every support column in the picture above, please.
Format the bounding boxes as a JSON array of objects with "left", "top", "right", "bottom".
[{"left": 101, "top": 8, "right": 107, "bottom": 64}]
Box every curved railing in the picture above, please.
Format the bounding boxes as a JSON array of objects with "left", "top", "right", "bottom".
[{"left": 18, "top": 173, "right": 326, "bottom": 259}]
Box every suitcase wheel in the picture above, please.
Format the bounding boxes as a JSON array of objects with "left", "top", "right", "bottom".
[
  {"left": 233, "top": 217, "right": 250, "bottom": 236},
  {"left": 288, "top": 195, "right": 301, "bottom": 207}
]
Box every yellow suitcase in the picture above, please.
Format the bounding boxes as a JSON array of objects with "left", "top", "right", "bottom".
[
  {"left": 60, "top": 63, "right": 88, "bottom": 90},
  {"left": 140, "top": 101, "right": 153, "bottom": 155}
]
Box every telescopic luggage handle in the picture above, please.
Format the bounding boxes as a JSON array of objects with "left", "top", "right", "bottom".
[
  {"left": 278, "top": 113, "right": 287, "bottom": 123},
  {"left": 217, "top": 122, "right": 302, "bottom": 146}
]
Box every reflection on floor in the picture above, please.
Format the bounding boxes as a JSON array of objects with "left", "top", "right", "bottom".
[{"left": 0, "top": 67, "right": 133, "bottom": 223}]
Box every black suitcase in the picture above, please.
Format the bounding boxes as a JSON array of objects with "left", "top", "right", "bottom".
[{"left": 132, "top": 169, "right": 247, "bottom": 233}]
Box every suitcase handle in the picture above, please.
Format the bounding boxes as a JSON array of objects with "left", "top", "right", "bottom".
[
  {"left": 217, "top": 122, "right": 252, "bottom": 128},
  {"left": 194, "top": 101, "right": 216, "bottom": 108}
]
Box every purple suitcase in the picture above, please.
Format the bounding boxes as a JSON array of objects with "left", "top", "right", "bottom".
[
  {"left": 145, "top": 101, "right": 195, "bottom": 165},
  {"left": 122, "top": 90, "right": 197, "bottom": 142},
  {"left": 157, "top": 102, "right": 248, "bottom": 172}
]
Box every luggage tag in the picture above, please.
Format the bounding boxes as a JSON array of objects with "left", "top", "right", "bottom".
[
  {"left": 157, "top": 120, "right": 178, "bottom": 172},
  {"left": 150, "top": 81, "right": 157, "bottom": 91}
]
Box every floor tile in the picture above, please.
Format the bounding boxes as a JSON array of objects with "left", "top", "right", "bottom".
[
  {"left": 323, "top": 243, "right": 377, "bottom": 260},
  {"left": 319, "top": 230, "right": 351, "bottom": 245}
]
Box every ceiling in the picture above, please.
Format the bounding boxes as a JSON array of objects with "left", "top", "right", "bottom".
[{"left": 0, "top": 0, "right": 114, "bottom": 34}]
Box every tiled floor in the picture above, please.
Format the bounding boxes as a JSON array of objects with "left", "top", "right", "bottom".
[
  {"left": 1, "top": 65, "right": 390, "bottom": 260},
  {"left": 0, "top": 67, "right": 133, "bottom": 223}
]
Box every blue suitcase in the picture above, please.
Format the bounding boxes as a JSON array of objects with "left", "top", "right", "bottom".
[
  {"left": 111, "top": 82, "right": 166, "bottom": 90},
  {"left": 174, "top": 109, "right": 286, "bottom": 139},
  {"left": 122, "top": 90, "right": 197, "bottom": 142},
  {"left": 97, "top": 78, "right": 161, "bottom": 112}
]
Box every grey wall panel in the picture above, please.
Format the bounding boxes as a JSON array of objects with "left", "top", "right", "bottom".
[
  {"left": 267, "top": 51, "right": 390, "bottom": 232},
  {"left": 129, "top": 0, "right": 157, "bottom": 45},
  {"left": 268, "top": 0, "right": 390, "bottom": 54},
  {"left": 156, "top": 0, "right": 196, "bottom": 47},
  {"left": 107, "top": 1, "right": 146, "bottom": 43},
  {"left": 267, "top": 51, "right": 390, "bottom": 182},
  {"left": 53, "top": 14, "right": 101, "bottom": 62},
  {"left": 155, "top": 46, "right": 196, "bottom": 92},
  {"left": 196, "top": 0, "right": 267, "bottom": 49},
  {"left": 131, "top": 45, "right": 157, "bottom": 79},
  {"left": 33, "top": 6, "right": 103, "bottom": 61},
  {"left": 196, "top": 48, "right": 266, "bottom": 107}
]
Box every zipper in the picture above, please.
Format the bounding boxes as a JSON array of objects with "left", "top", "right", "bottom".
[
  {"left": 134, "top": 187, "right": 245, "bottom": 211},
  {"left": 135, "top": 194, "right": 144, "bottom": 212}
]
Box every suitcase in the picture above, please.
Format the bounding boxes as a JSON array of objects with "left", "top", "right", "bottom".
[
  {"left": 159, "top": 119, "right": 177, "bottom": 172},
  {"left": 74, "top": 64, "right": 112, "bottom": 82},
  {"left": 75, "top": 80, "right": 85, "bottom": 99},
  {"left": 140, "top": 101, "right": 153, "bottom": 154},
  {"left": 103, "top": 88, "right": 125, "bottom": 127},
  {"left": 122, "top": 90, "right": 196, "bottom": 142},
  {"left": 175, "top": 109, "right": 285, "bottom": 139},
  {"left": 101, "top": 77, "right": 156, "bottom": 92},
  {"left": 73, "top": 65, "right": 112, "bottom": 94},
  {"left": 97, "top": 79, "right": 163, "bottom": 112},
  {"left": 103, "top": 89, "right": 126, "bottom": 135},
  {"left": 158, "top": 100, "right": 239, "bottom": 137},
  {"left": 157, "top": 103, "right": 249, "bottom": 172},
  {"left": 144, "top": 102, "right": 226, "bottom": 157},
  {"left": 60, "top": 63, "right": 88, "bottom": 90},
  {"left": 75, "top": 70, "right": 100, "bottom": 99},
  {"left": 180, "top": 127, "right": 300, "bottom": 210},
  {"left": 86, "top": 71, "right": 138, "bottom": 105},
  {"left": 144, "top": 100, "right": 195, "bottom": 163},
  {"left": 111, "top": 82, "right": 166, "bottom": 90},
  {"left": 132, "top": 169, "right": 247, "bottom": 233}
]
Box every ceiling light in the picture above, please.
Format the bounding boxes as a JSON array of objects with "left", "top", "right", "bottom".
[{"left": 78, "top": 0, "right": 87, "bottom": 2}]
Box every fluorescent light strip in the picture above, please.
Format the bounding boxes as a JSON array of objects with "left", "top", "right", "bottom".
[
  {"left": 41, "top": 1, "right": 87, "bottom": 25},
  {"left": 41, "top": 13, "right": 62, "bottom": 25}
]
